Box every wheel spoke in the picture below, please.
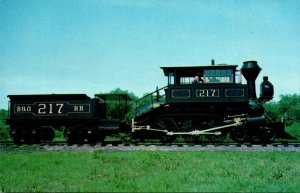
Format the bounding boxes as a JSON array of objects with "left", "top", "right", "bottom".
[
  {"left": 154, "top": 118, "right": 177, "bottom": 143},
  {"left": 180, "top": 119, "right": 200, "bottom": 142}
]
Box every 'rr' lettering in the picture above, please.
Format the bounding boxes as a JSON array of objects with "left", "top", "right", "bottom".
[{"left": 74, "top": 105, "right": 84, "bottom": 112}]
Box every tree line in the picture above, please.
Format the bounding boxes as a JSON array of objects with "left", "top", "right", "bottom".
[{"left": 264, "top": 94, "right": 300, "bottom": 125}]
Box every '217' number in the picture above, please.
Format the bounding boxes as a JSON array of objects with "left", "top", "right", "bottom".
[
  {"left": 197, "top": 89, "right": 219, "bottom": 97},
  {"left": 38, "top": 103, "right": 64, "bottom": 114}
]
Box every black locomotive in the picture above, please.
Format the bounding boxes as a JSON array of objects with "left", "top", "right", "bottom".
[{"left": 6, "top": 60, "right": 292, "bottom": 144}]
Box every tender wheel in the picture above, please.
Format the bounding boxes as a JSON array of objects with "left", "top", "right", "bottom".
[
  {"left": 11, "top": 126, "right": 34, "bottom": 144},
  {"left": 63, "top": 128, "right": 73, "bottom": 143},
  {"left": 86, "top": 129, "right": 98, "bottom": 144},
  {"left": 32, "top": 129, "right": 42, "bottom": 144},
  {"left": 9, "top": 127, "right": 21, "bottom": 144},
  {"left": 63, "top": 127, "right": 84, "bottom": 144},
  {"left": 260, "top": 127, "right": 277, "bottom": 143},
  {"left": 41, "top": 127, "right": 55, "bottom": 142},
  {"left": 154, "top": 118, "right": 177, "bottom": 143}
]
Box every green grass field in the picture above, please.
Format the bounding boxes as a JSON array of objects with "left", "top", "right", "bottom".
[
  {"left": 1, "top": 110, "right": 299, "bottom": 192},
  {"left": 1, "top": 151, "right": 300, "bottom": 192},
  {"left": 285, "top": 122, "right": 300, "bottom": 139}
]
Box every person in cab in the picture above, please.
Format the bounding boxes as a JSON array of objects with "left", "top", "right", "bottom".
[{"left": 192, "top": 73, "right": 204, "bottom": 84}]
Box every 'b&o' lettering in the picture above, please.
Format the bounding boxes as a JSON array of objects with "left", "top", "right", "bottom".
[{"left": 16, "top": 106, "right": 32, "bottom": 112}]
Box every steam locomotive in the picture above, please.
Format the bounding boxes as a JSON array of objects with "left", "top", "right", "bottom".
[{"left": 6, "top": 60, "right": 292, "bottom": 144}]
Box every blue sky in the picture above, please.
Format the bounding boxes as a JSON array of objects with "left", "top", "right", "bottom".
[{"left": 0, "top": 0, "right": 299, "bottom": 108}]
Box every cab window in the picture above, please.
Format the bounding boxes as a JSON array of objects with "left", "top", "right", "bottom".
[
  {"left": 180, "top": 77, "right": 194, "bottom": 84},
  {"left": 204, "top": 69, "right": 234, "bottom": 83}
]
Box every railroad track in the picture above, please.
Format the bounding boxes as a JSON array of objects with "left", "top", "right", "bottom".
[{"left": 1, "top": 140, "right": 300, "bottom": 152}]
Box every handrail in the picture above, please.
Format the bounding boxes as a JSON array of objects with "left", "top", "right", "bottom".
[{"left": 135, "top": 86, "right": 168, "bottom": 115}]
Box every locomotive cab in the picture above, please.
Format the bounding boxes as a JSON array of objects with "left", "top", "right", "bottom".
[
  {"left": 164, "top": 65, "right": 239, "bottom": 85},
  {"left": 161, "top": 62, "right": 249, "bottom": 103}
]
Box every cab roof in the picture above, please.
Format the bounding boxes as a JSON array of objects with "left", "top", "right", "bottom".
[{"left": 160, "top": 64, "right": 238, "bottom": 76}]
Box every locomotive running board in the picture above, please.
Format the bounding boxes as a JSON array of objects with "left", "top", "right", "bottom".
[{"left": 131, "top": 117, "right": 246, "bottom": 136}]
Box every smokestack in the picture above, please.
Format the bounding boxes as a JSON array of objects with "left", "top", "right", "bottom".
[{"left": 241, "top": 61, "right": 261, "bottom": 99}]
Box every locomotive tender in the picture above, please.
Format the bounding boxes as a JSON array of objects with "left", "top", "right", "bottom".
[{"left": 6, "top": 60, "right": 290, "bottom": 144}]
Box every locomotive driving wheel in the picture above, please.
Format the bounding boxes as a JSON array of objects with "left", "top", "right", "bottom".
[
  {"left": 205, "top": 120, "right": 227, "bottom": 142},
  {"left": 154, "top": 117, "right": 177, "bottom": 143},
  {"left": 180, "top": 118, "right": 200, "bottom": 143}
]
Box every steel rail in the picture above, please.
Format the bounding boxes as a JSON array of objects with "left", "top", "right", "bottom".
[{"left": 1, "top": 140, "right": 300, "bottom": 153}]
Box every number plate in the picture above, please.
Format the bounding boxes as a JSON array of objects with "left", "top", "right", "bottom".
[
  {"left": 14, "top": 102, "right": 90, "bottom": 116},
  {"left": 196, "top": 89, "right": 220, "bottom": 98}
]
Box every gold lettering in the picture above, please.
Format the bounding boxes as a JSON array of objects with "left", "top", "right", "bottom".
[
  {"left": 211, "top": 90, "right": 216, "bottom": 97},
  {"left": 56, "top": 103, "right": 63, "bottom": 114},
  {"left": 200, "top": 90, "right": 205, "bottom": 97},
  {"left": 49, "top": 104, "right": 53, "bottom": 114},
  {"left": 38, "top": 104, "right": 46, "bottom": 114},
  {"left": 73, "top": 105, "right": 86, "bottom": 112},
  {"left": 197, "top": 89, "right": 218, "bottom": 97},
  {"left": 16, "top": 105, "right": 32, "bottom": 112},
  {"left": 79, "top": 106, "right": 84, "bottom": 111}
]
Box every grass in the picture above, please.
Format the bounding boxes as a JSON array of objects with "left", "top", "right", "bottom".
[
  {"left": 1, "top": 151, "right": 300, "bottom": 192},
  {"left": 285, "top": 122, "right": 300, "bottom": 139}
]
